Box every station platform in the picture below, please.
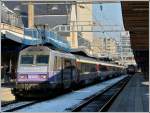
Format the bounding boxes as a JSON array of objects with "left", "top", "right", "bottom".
[
  {"left": 108, "top": 73, "right": 149, "bottom": 112},
  {"left": 1, "top": 82, "right": 16, "bottom": 104}
]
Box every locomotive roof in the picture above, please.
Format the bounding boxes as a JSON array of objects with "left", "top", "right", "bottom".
[{"left": 20, "top": 46, "right": 124, "bottom": 68}]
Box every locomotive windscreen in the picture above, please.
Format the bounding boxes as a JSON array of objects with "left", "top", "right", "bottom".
[
  {"left": 21, "top": 55, "right": 34, "bottom": 64},
  {"left": 36, "top": 55, "right": 49, "bottom": 64}
]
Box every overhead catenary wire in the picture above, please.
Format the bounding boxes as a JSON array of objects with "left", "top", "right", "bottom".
[
  {"left": 98, "top": 3, "right": 124, "bottom": 41},
  {"left": 80, "top": 1, "right": 125, "bottom": 59},
  {"left": 81, "top": 0, "right": 111, "bottom": 38},
  {"left": 81, "top": 1, "right": 124, "bottom": 40}
]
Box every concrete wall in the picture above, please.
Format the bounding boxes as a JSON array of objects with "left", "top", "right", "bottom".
[{"left": 77, "top": 4, "right": 93, "bottom": 43}]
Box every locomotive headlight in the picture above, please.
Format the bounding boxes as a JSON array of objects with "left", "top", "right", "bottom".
[
  {"left": 18, "top": 74, "right": 27, "bottom": 79},
  {"left": 40, "top": 75, "right": 47, "bottom": 79},
  {"left": 20, "top": 76, "right": 25, "bottom": 79},
  {"left": 42, "top": 75, "right": 47, "bottom": 79}
]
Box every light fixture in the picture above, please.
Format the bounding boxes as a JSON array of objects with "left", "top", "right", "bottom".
[
  {"left": 2, "top": 3, "right": 5, "bottom": 7},
  {"left": 133, "top": 8, "right": 148, "bottom": 11},
  {"left": 14, "top": 5, "right": 20, "bottom": 11},
  {"left": 51, "top": 5, "right": 58, "bottom": 10}
]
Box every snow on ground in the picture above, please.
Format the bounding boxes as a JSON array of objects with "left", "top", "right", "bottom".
[{"left": 16, "top": 75, "right": 127, "bottom": 112}]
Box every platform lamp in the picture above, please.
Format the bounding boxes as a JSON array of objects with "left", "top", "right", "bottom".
[
  {"left": 51, "top": 5, "right": 58, "bottom": 10},
  {"left": 14, "top": 5, "right": 20, "bottom": 12}
]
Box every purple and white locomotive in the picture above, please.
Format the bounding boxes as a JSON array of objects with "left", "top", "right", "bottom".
[{"left": 13, "top": 46, "right": 125, "bottom": 98}]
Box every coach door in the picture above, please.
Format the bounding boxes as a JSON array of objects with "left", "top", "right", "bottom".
[
  {"left": 62, "top": 58, "right": 73, "bottom": 89},
  {"left": 53, "top": 56, "right": 63, "bottom": 85}
]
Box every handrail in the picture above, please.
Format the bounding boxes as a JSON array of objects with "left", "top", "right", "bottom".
[
  {"left": 50, "top": 24, "right": 125, "bottom": 32},
  {"left": 0, "top": 23, "right": 23, "bottom": 34}
]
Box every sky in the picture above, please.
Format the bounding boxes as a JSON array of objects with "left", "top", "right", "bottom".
[{"left": 93, "top": 2, "right": 124, "bottom": 42}]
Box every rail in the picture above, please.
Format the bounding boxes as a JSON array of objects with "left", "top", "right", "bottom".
[
  {"left": 71, "top": 76, "right": 130, "bottom": 112},
  {"left": 1, "top": 101, "right": 39, "bottom": 112}
]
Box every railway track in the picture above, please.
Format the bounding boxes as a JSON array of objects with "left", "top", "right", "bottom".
[
  {"left": 1, "top": 76, "right": 129, "bottom": 112},
  {"left": 1, "top": 100, "right": 18, "bottom": 107},
  {"left": 1, "top": 87, "right": 71, "bottom": 112},
  {"left": 1, "top": 88, "right": 74, "bottom": 112},
  {"left": 69, "top": 76, "right": 130, "bottom": 112}
]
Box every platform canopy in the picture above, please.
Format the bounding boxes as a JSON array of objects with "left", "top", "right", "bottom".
[{"left": 121, "top": 1, "right": 149, "bottom": 79}]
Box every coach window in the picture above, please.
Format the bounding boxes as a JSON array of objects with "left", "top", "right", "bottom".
[
  {"left": 99, "top": 66, "right": 108, "bottom": 71},
  {"left": 21, "top": 55, "right": 34, "bottom": 64},
  {"left": 112, "top": 67, "right": 116, "bottom": 71},
  {"left": 80, "top": 63, "right": 85, "bottom": 73},
  {"left": 86, "top": 63, "right": 90, "bottom": 72},
  {"left": 90, "top": 64, "right": 96, "bottom": 72}
]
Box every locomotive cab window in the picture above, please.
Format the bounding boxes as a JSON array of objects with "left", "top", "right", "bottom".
[
  {"left": 20, "top": 55, "right": 34, "bottom": 64},
  {"left": 36, "top": 55, "right": 49, "bottom": 64}
]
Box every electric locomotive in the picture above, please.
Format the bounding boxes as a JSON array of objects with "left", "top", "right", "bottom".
[{"left": 12, "top": 46, "right": 125, "bottom": 98}]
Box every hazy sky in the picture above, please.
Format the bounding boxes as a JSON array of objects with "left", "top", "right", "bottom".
[{"left": 93, "top": 2, "right": 124, "bottom": 41}]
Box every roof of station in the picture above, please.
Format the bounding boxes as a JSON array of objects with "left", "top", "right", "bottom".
[{"left": 121, "top": 1, "right": 149, "bottom": 51}]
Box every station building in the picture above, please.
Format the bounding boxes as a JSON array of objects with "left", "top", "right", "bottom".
[{"left": 1, "top": 1, "right": 94, "bottom": 82}]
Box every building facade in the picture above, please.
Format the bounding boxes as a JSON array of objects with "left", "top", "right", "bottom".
[
  {"left": 105, "top": 38, "right": 118, "bottom": 58},
  {"left": 91, "top": 37, "right": 105, "bottom": 57},
  {"left": 67, "top": 3, "right": 93, "bottom": 50},
  {"left": 120, "top": 32, "right": 136, "bottom": 66},
  {"left": 91, "top": 37, "right": 119, "bottom": 58}
]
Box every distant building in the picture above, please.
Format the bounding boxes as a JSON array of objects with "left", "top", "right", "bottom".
[
  {"left": 105, "top": 38, "right": 118, "bottom": 58},
  {"left": 67, "top": 4, "right": 93, "bottom": 50},
  {"left": 76, "top": 4, "right": 93, "bottom": 43},
  {"left": 78, "top": 32, "right": 91, "bottom": 48},
  {"left": 91, "top": 37, "right": 119, "bottom": 58},
  {"left": 120, "top": 32, "right": 136, "bottom": 65},
  {"left": 91, "top": 37, "right": 105, "bottom": 57}
]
